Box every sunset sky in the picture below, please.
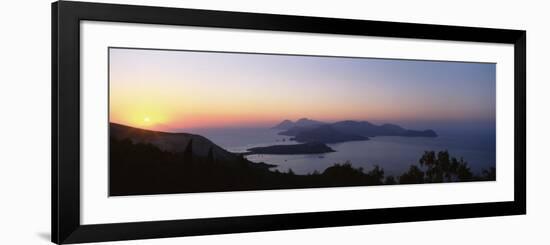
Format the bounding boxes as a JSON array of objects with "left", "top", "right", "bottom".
[{"left": 109, "top": 48, "right": 496, "bottom": 131}]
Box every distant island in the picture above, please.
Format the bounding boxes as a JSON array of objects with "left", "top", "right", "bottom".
[
  {"left": 246, "top": 142, "right": 335, "bottom": 155},
  {"left": 288, "top": 125, "right": 368, "bottom": 143},
  {"left": 272, "top": 118, "right": 325, "bottom": 130},
  {"left": 274, "top": 118, "right": 437, "bottom": 143}
]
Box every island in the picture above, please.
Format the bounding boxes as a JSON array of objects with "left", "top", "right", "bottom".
[
  {"left": 288, "top": 125, "right": 369, "bottom": 143},
  {"left": 276, "top": 119, "right": 437, "bottom": 143},
  {"left": 245, "top": 142, "right": 335, "bottom": 155}
]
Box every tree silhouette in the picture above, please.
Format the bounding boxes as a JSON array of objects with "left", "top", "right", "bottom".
[
  {"left": 207, "top": 147, "right": 215, "bottom": 164},
  {"left": 183, "top": 139, "right": 193, "bottom": 164},
  {"left": 418, "top": 150, "right": 473, "bottom": 182},
  {"left": 287, "top": 168, "right": 295, "bottom": 175},
  {"left": 322, "top": 162, "right": 364, "bottom": 180},
  {"left": 399, "top": 165, "right": 425, "bottom": 184},
  {"left": 365, "top": 165, "right": 384, "bottom": 185},
  {"left": 455, "top": 157, "right": 473, "bottom": 181},
  {"left": 420, "top": 151, "right": 446, "bottom": 182},
  {"left": 384, "top": 176, "right": 396, "bottom": 185}
]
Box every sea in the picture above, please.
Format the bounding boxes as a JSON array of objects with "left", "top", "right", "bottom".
[{"left": 188, "top": 127, "right": 496, "bottom": 177}]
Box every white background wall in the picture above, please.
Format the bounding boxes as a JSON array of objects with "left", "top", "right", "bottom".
[{"left": 0, "top": 0, "right": 548, "bottom": 244}]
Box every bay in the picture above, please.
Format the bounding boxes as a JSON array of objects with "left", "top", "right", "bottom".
[{"left": 189, "top": 127, "right": 496, "bottom": 176}]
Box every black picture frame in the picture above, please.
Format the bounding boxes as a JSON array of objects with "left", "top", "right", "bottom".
[{"left": 52, "top": 1, "right": 526, "bottom": 244}]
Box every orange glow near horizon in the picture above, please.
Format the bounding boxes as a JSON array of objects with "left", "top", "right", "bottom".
[{"left": 108, "top": 87, "right": 426, "bottom": 130}]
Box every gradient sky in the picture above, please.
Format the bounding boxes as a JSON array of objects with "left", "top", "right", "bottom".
[{"left": 109, "top": 48, "right": 496, "bottom": 131}]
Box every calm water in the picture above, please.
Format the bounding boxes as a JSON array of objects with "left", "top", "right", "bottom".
[{"left": 190, "top": 127, "right": 496, "bottom": 176}]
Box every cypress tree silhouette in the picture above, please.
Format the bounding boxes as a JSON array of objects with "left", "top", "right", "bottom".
[
  {"left": 184, "top": 139, "right": 193, "bottom": 164},
  {"left": 384, "top": 176, "right": 396, "bottom": 185},
  {"left": 207, "top": 147, "right": 215, "bottom": 165}
]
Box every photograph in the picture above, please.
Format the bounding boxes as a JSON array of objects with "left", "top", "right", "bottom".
[
  {"left": 108, "top": 47, "right": 497, "bottom": 196},
  {"left": 45, "top": 1, "right": 531, "bottom": 244}
]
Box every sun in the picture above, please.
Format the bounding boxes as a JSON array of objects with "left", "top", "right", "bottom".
[{"left": 111, "top": 106, "right": 171, "bottom": 129}]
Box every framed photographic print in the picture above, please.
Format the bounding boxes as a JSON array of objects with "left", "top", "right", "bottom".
[{"left": 52, "top": 1, "right": 526, "bottom": 244}]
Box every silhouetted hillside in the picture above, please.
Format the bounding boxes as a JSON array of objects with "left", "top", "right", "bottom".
[
  {"left": 110, "top": 136, "right": 389, "bottom": 196},
  {"left": 109, "top": 123, "right": 491, "bottom": 196},
  {"left": 110, "top": 123, "right": 239, "bottom": 162}
]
